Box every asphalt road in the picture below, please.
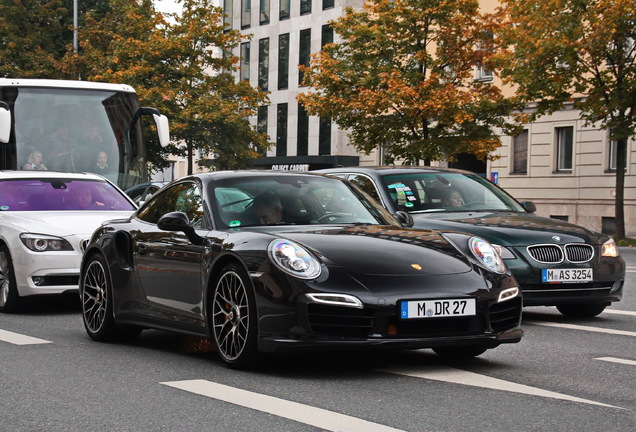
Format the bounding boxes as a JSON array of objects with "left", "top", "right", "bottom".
[{"left": 1, "top": 250, "right": 634, "bottom": 431}]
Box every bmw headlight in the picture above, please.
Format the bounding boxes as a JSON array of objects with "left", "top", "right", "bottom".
[
  {"left": 268, "top": 239, "right": 322, "bottom": 280},
  {"left": 492, "top": 244, "right": 515, "bottom": 259},
  {"left": 469, "top": 237, "right": 507, "bottom": 274},
  {"left": 20, "top": 233, "right": 73, "bottom": 252},
  {"left": 601, "top": 238, "right": 619, "bottom": 257}
]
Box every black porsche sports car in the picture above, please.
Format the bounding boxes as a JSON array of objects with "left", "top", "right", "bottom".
[
  {"left": 80, "top": 171, "right": 522, "bottom": 367},
  {"left": 315, "top": 166, "right": 625, "bottom": 317}
]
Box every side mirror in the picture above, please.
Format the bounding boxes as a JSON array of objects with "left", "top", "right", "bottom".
[
  {"left": 394, "top": 210, "right": 414, "bottom": 228},
  {"left": 141, "top": 107, "right": 170, "bottom": 147},
  {"left": 520, "top": 201, "right": 536, "bottom": 213},
  {"left": 158, "top": 211, "right": 207, "bottom": 246},
  {"left": 0, "top": 101, "right": 11, "bottom": 144}
]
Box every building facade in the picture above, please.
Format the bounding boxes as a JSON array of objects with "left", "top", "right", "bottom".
[{"left": 226, "top": 0, "right": 635, "bottom": 236}]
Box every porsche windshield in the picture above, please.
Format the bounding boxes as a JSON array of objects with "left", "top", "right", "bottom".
[
  {"left": 212, "top": 175, "right": 397, "bottom": 228},
  {"left": 380, "top": 172, "right": 526, "bottom": 213}
]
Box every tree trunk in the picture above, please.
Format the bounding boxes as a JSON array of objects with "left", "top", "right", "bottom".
[{"left": 614, "top": 138, "right": 627, "bottom": 239}]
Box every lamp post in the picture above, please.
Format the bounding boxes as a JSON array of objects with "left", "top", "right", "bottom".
[{"left": 73, "top": 0, "right": 78, "bottom": 53}]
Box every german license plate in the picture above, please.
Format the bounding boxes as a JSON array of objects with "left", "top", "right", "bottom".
[
  {"left": 400, "top": 298, "right": 476, "bottom": 319},
  {"left": 541, "top": 268, "right": 593, "bottom": 283}
]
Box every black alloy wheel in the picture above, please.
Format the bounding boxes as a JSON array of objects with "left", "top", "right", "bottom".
[
  {"left": 0, "top": 244, "right": 22, "bottom": 313},
  {"left": 211, "top": 263, "right": 258, "bottom": 368},
  {"left": 81, "top": 253, "right": 141, "bottom": 341}
]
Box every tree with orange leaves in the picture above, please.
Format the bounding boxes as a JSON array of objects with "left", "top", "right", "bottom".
[
  {"left": 298, "top": 0, "right": 524, "bottom": 165},
  {"left": 496, "top": 0, "right": 636, "bottom": 239}
]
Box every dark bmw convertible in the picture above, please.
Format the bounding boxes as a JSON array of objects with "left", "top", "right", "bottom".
[{"left": 80, "top": 172, "right": 522, "bottom": 367}]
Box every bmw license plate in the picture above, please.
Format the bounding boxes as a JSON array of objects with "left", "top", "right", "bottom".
[
  {"left": 541, "top": 268, "right": 593, "bottom": 283},
  {"left": 400, "top": 298, "right": 476, "bottom": 319}
]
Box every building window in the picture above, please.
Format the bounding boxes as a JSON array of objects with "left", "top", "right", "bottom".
[
  {"left": 556, "top": 126, "right": 573, "bottom": 172},
  {"left": 276, "top": 103, "right": 288, "bottom": 157},
  {"left": 257, "top": 105, "right": 268, "bottom": 156},
  {"left": 297, "top": 103, "right": 309, "bottom": 156},
  {"left": 280, "top": 0, "right": 290, "bottom": 20},
  {"left": 321, "top": 24, "right": 333, "bottom": 47},
  {"left": 258, "top": 38, "right": 269, "bottom": 91},
  {"left": 319, "top": 117, "right": 331, "bottom": 155},
  {"left": 301, "top": 0, "right": 311, "bottom": 14},
  {"left": 278, "top": 33, "right": 289, "bottom": 90},
  {"left": 241, "top": 0, "right": 251, "bottom": 29},
  {"left": 240, "top": 42, "right": 250, "bottom": 82},
  {"left": 512, "top": 129, "right": 528, "bottom": 174},
  {"left": 323, "top": 0, "right": 334, "bottom": 10},
  {"left": 475, "top": 31, "right": 494, "bottom": 81},
  {"left": 609, "top": 139, "right": 617, "bottom": 171},
  {"left": 299, "top": 29, "right": 311, "bottom": 86},
  {"left": 223, "top": 0, "right": 233, "bottom": 29},
  {"left": 260, "top": 0, "right": 270, "bottom": 25}
]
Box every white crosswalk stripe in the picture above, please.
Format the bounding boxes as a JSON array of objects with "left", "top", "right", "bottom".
[
  {"left": 594, "top": 357, "right": 636, "bottom": 366},
  {"left": 0, "top": 329, "right": 52, "bottom": 345},
  {"left": 161, "top": 379, "right": 406, "bottom": 432},
  {"left": 526, "top": 321, "right": 636, "bottom": 337}
]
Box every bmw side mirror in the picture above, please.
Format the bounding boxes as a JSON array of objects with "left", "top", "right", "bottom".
[
  {"left": 394, "top": 210, "right": 414, "bottom": 228},
  {"left": 520, "top": 201, "right": 536, "bottom": 213}
]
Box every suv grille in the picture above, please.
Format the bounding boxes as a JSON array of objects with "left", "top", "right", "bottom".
[
  {"left": 565, "top": 244, "right": 594, "bottom": 263},
  {"left": 527, "top": 245, "right": 563, "bottom": 263}
]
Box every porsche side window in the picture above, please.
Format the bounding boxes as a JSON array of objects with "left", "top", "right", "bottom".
[
  {"left": 138, "top": 183, "right": 198, "bottom": 225},
  {"left": 175, "top": 185, "right": 204, "bottom": 229}
]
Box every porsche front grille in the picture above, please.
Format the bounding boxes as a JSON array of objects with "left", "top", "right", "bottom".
[
  {"left": 527, "top": 244, "right": 594, "bottom": 263},
  {"left": 307, "top": 304, "right": 375, "bottom": 337},
  {"left": 489, "top": 297, "right": 522, "bottom": 333}
]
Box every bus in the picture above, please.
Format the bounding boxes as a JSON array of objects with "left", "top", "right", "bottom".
[{"left": 0, "top": 78, "right": 169, "bottom": 190}]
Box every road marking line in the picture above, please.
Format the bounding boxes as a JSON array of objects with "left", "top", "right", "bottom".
[
  {"left": 526, "top": 321, "right": 636, "bottom": 337},
  {"left": 161, "top": 379, "right": 406, "bottom": 432},
  {"left": 604, "top": 309, "right": 636, "bottom": 316},
  {"left": 376, "top": 366, "right": 619, "bottom": 409},
  {"left": 595, "top": 357, "right": 636, "bottom": 366},
  {"left": 0, "top": 329, "right": 52, "bottom": 345}
]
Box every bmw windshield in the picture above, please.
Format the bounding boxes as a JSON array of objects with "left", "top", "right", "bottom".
[{"left": 380, "top": 172, "right": 526, "bottom": 213}]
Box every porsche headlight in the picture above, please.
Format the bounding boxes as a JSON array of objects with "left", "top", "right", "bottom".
[
  {"left": 268, "top": 239, "right": 322, "bottom": 280},
  {"left": 601, "top": 238, "right": 619, "bottom": 257},
  {"left": 470, "top": 237, "right": 507, "bottom": 274},
  {"left": 20, "top": 234, "right": 73, "bottom": 252}
]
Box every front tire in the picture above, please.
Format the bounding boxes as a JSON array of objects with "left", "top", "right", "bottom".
[
  {"left": 0, "top": 244, "right": 22, "bottom": 313},
  {"left": 210, "top": 263, "right": 258, "bottom": 368},
  {"left": 556, "top": 303, "right": 607, "bottom": 318},
  {"left": 433, "top": 346, "right": 488, "bottom": 359},
  {"left": 81, "top": 253, "right": 141, "bottom": 342}
]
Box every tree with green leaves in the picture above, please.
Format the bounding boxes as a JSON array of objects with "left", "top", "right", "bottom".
[
  {"left": 496, "top": 0, "right": 636, "bottom": 239},
  {"left": 298, "top": 0, "right": 524, "bottom": 165},
  {"left": 0, "top": 0, "right": 70, "bottom": 78}
]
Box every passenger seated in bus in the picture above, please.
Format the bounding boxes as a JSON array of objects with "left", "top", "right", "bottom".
[
  {"left": 22, "top": 150, "right": 48, "bottom": 171},
  {"left": 93, "top": 151, "right": 111, "bottom": 175}
]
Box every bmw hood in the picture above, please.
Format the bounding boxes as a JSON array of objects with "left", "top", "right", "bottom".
[
  {"left": 410, "top": 211, "right": 606, "bottom": 246},
  {"left": 279, "top": 226, "right": 473, "bottom": 276},
  {"left": 6, "top": 211, "right": 134, "bottom": 237}
]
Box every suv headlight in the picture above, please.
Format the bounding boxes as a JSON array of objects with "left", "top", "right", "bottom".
[
  {"left": 601, "top": 238, "right": 619, "bottom": 257},
  {"left": 269, "top": 239, "right": 322, "bottom": 279},
  {"left": 469, "top": 237, "right": 507, "bottom": 274},
  {"left": 20, "top": 233, "right": 73, "bottom": 252}
]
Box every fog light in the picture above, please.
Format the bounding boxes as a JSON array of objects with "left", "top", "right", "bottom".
[{"left": 33, "top": 276, "right": 45, "bottom": 286}]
